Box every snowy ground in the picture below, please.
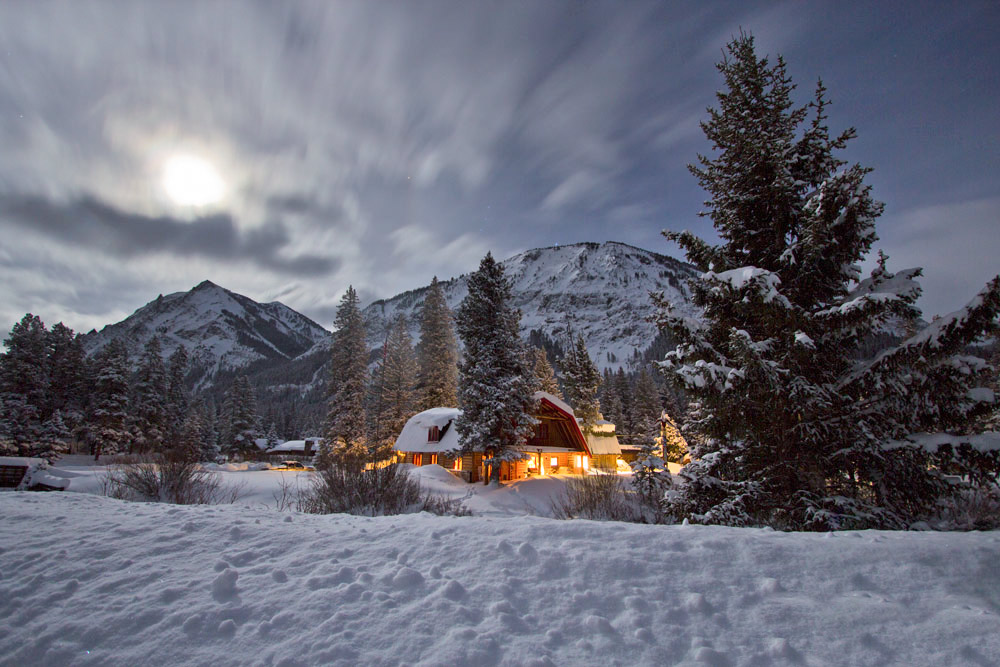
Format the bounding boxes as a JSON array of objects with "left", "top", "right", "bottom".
[
  {"left": 2, "top": 491, "right": 999, "bottom": 666},
  {"left": 43, "top": 459, "right": 576, "bottom": 516}
]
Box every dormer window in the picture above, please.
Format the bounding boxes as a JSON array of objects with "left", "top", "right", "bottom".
[{"left": 428, "top": 426, "right": 440, "bottom": 443}]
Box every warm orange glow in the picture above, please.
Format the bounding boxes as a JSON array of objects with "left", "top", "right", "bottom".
[
  {"left": 583, "top": 456, "right": 590, "bottom": 471},
  {"left": 574, "top": 454, "right": 582, "bottom": 468}
]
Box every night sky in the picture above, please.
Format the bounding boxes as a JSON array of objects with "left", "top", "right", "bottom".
[{"left": 0, "top": 1, "right": 997, "bottom": 333}]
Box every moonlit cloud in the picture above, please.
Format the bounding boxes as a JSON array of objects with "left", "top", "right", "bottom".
[{"left": 0, "top": 0, "right": 997, "bottom": 332}]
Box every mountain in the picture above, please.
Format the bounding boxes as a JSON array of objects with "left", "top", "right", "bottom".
[
  {"left": 82, "top": 280, "right": 330, "bottom": 390},
  {"left": 363, "top": 241, "right": 698, "bottom": 370},
  {"left": 80, "top": 242, "right": 698, "bottom": 436}
]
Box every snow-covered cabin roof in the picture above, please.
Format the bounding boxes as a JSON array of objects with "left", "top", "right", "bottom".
[
  {"left": 584, "top": 433, "right": 622, "bottom": 455},
  {"left": 395, "top": 407, "right": 462, "bottom": 454},
  {"left": 534, "top": 391, "right": 573, "bottom": 416},
  {"left": 266, "top": 440, "right": 315, "bottom": 453}
]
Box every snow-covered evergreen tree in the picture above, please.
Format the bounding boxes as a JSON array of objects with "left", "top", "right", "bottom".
[
  {"left": 46, "top": 322, "right": 88, "bottom": 433},
  {"left": 561, "top": 334, "right": 601, "bottom": 432},
  {"left": 198, "top": 398, "right": 221, "bottom": 462},
  {"left": 417, "top": 276, "right": 459, "bottom": 410},
  {"left": 455, "top": 253, "right": 536, "bottom": 485},
  {"left": 39, "top": 409, "right": 72, "bottom": 460},
  {"left": 613, "top": 369, "right": 634, "bottom": 445},
  {"left": 222, "top": 375, "right": 259, "bottom": 459},
  {"left": 131, "top": 336, "right": 169, "bottom": 453},
  {"left": 0, "top": 314, "right": 48, "bottom": 454},
  {"left": 91, "top": 338, "right": 132, "bottom": 458},
  {"left": 630, "top": 368, "right": 671, "bottom": 518},
  {"left": 165, "top": 346, "right": 189, "bottom": 445},
  {"left": 531, "top": 347, "right": 562, "bottom": 398},
  {"left": 368, "top": 315, "right": 418, "bottom": 461},
  {"left": 658, "top": 32, "right": 1000, "bottom": 529},
  {"left": 323, "top": 286, "right": 370, "bottom": 468},
  {"left": 599, "top": 368, "right": 619, "bottom": 424},
  {"left": 175, "top": 407, "right": 206, "bottom": 462}
]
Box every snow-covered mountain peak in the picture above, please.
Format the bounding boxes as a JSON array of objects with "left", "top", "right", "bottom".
[
  {"left": 82, "top": 281, "right": 330, "bottom": 387},
  {"left": 365, "top": 241, "right": 697, "bottom": 370}
]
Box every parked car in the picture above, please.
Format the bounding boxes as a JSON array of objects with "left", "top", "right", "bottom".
[{"left": 276, "top": 460, "right": 314, "bottom": 471}]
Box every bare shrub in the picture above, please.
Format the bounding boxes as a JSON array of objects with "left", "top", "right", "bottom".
[
  {"left": 420, "top": 491, "right": 472, "bottom": 517},
  {"left": 102, "top": 455, "right": 244, "bottom": 505},
  {"left": 551, "top": 474, "right": 643, "bottom": 522},
  {"left": 299, "top": 463, "right": 468, "bottom": 516},
  {"left": 933, "top": 486, "right": 1000, "bottom": 530}
]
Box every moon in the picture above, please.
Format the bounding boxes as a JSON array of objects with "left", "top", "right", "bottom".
[{"left": 162, "top": 154, "right": 225, "bottom": 207}]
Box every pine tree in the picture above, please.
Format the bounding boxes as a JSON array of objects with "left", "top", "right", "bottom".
[
  {"left": 599, "top": 368, "right": 618, "bottom": 424},
  {"left": 0, "top": 314, "right": 49, "bottom": 453},
  {"left": 222, "top": 375, "right": 259, "bottom": 459},
  {"left": 613, "top": 369, "right": 634, "bottom": 446},
  {"left": 131, "top": 337, "right": 169, "bottom": 453},
  {"left": 368, "top": 315, "right": 418, "bottom": 460},
  {"left": 91, "top": 339, "right": 132, "bottom": 458},
  {"left": 531, "top": 347, "right": 562, "bottom": 398},
  {"left": 46, "top": 322, "right": 88, "bottom": 432},
  {"left": 38, "top": 410, "right": 72, "bottom": 461},
  {"left": 323, "top": 286, "right": 370, "bottom": 468},
  {"left": 455, "top": 253, "right": 536, "bottom": 485},
  {"left": 561, "top": 334, "right": 602, "bottom": 432},
  {"left": 417, "top": 276, "right": 459, "bottom": 409},
  {"left": 658, "top": 32, "right": 1000, "bottom": 529},
  {"left": 199, "top": 398, "right": 221, "bottom": 462},
  {"left": 165, "top": 346, "right": 190, "bottom": 445},
  {"left": 175, "top": 407, "right": 206, "bottom": 463},
  {"left": 630, "top": 368, "right": 671, "bottom": 517}
]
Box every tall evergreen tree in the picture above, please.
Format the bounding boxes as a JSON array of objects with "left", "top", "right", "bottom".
[
  {"left": 323, "top": 286, "right": 370, "bottom": 468},
  {"left": 131, "top": 337, "right": 169, "bottom": 453},
  {"left": 368, "top": 315, "right": 418, "bottom": 459},
  {"left": 613, "top": 369, "right": 634, "bottom": 446},
  {"left": 165, "top": 346, "right": 190, "bottom": 444},
  {"left": 531, "top": 347, "right": 562, "bottom": 398},
  {"left": 455, "top": 253, "right": 536, "bottom": 485},
  {"left": 599, "top": 368, "right": 619, "bottom": 424},
  {"left": 417, "top": 276, "right": 459, "bottom": 409},
  {"left": 91, "top": 339, "right": 132, "bottom": 458},
  {"left": 561, "top": 334, "right": 602, "bottom": 432},
  {"left": 0, "top": 314, "right": 49, "bottom": 453},
  {"left": 658, "top": 32, "right": 1000, "bottom": 529},
  {"left": 46, "top": 322, "right": 88, "bottom": 430},
  {"left": 222, "top": 375, "right": 259, "bottom": 459},
  {"left": 631, "top": 367, "right": 671, "bottom": 519},
  {"left": 199, "top": 398, "right": 221, "bottom": 462}
]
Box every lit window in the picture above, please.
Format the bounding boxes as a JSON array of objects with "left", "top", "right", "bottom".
[
  {"left": 582, "top": 456, "right": 590, "bottom": 471},
  {"left": 413, "top": 453, "right": 423, "bottom": 466},
  {"left": 574, "top": 455, "right": 582, "bottom": 468},
  {"left": 550, "top": 457, "right": 558, "bottom": 467},
  {"left": 430, "top": 454, "right": 438, "bottom": 465}
]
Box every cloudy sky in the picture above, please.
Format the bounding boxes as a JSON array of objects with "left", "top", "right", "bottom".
[{"left": 0, "top": 1, "right": 997, "bottom": 333}]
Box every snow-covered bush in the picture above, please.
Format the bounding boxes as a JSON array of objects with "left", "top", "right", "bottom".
[
  {"left": 551, "top": 474, "right": 642, "bottom": 522},
  {"left": 299, "top": 463, "right": 468, "bottom": 517},
  {"left": 102, "top": 455, "right": 244, "bottom": 504}
]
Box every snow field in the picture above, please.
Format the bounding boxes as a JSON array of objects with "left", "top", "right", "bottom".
[{"left": 2, "top": 492, "right": 998, "bottom": 666}]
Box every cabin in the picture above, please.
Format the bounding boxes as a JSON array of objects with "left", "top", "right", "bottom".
[
  {"left": 395, "top": 392, "right": 621, "bottom": 483},
  {"left": 264, "top": 438, "right": 321, "bottom": 461}
]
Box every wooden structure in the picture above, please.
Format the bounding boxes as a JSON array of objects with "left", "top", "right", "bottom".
[{"left": 395, "top": 392, "right": 620, "bottom": 483}]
